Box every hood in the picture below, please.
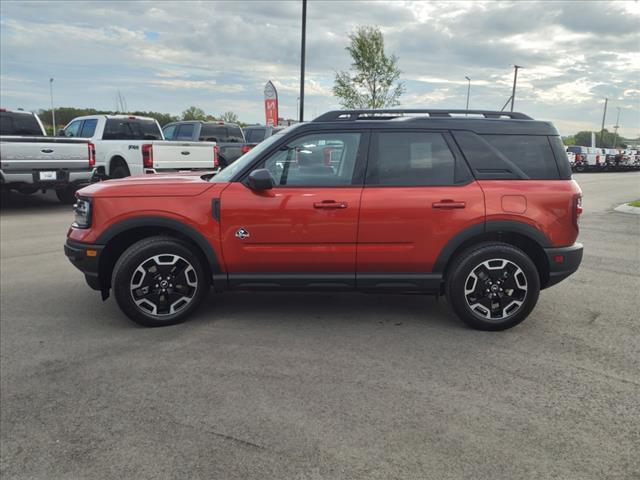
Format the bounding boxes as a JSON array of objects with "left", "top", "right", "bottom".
[{"left": 78, "top": 172, "right": 218, "bottom": 198}]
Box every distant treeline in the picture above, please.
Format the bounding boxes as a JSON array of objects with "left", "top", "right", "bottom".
[
  {"left": 562, "top": 129, "right": 636, "bottom": 149},
  {"left": 38, "top": 107, "right": 179, "bottom": 132}
]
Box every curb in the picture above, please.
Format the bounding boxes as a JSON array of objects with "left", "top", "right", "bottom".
[{"left": 614, "top": 203, "right": 640, "bottom": 215}]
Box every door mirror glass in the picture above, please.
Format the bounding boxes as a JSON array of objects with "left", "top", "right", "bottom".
[{"left": 247, "top": 169, "right": 274, "bottom": 190}]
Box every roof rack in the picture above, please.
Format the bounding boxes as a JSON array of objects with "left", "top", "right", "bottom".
[{"left": 312, "top": 109, "right": 533, "bottom": 122}]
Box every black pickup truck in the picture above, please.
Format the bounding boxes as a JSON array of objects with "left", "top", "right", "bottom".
[{"left": 162, "top": 121, "right": 252, "bottom": 168}]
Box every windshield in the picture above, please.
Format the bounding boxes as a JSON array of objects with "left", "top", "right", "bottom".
[{"left": 211, "top": 124, "right": 301, "bottom": 182}]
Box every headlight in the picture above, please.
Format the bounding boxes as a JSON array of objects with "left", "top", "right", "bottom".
[{"left": 73, "top": 197, "right": 92, "bottom": 228}]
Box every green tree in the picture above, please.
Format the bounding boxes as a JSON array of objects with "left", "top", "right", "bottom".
[
  {"left": 181, "top": 106, "right": 207, "bottom": 121},
  {"left": 220, "top": 111, "right": 239, "bottom": 123},
  {"left": 333, "top": 26, "right": 405, "bottom": 109}
]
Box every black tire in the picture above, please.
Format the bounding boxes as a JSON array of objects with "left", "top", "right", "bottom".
[
  {"left": 110, "top": 160, "right": 130, "bottom": 179},
  {"left": 574, "top": 163, "right": 586, "bottom": 173},
  {"left": 112, "top": 236, "right": 209, "bottom": 327},
  {"left": 445, "top": 242, "right": 540, "bottom": 331},
  {"left": 55, "top": 185, "right": 78, "bottom": 204}
]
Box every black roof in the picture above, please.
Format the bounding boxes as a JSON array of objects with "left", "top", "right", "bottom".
[{"left": 310, "top": 109, "right": 559, "bottom": 136}]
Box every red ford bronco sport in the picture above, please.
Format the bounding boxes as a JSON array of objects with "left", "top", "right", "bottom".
[{"left": 65, "top": 109, "right": 583, "bottom": 330}]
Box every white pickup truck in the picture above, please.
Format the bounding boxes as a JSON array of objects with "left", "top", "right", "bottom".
[
  {"left": 1, "top": 109, "right": 96, "bottom": 203},
  {"left": 59, "top": 115, "right": 219, "bottom": 178}
]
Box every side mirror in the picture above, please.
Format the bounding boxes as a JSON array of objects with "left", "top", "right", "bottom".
[
  {"left": 57, "top": 129, "right": 66, "bottom": 137},
  {"left": 247, "top": 169, "right": 274, "bottom": 191}
]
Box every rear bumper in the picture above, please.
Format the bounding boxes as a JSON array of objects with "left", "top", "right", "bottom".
[
  {"left": 64, "top": 239, "right": 104, "bottom": 291},
  {"left": 543, "top": 243, "right": 583, "bottom": 288},
  {"left": 1, "top": 168, "right": 98, "bottom": 187}
]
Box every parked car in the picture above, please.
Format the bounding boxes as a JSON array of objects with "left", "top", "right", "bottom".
[
  {"left": 162, "top": 121, "right": 250, "bottom": 168},
  {"left": 243, "top": 125, "right": 285, "bottom": 144},
  {"left": 566, "top": 146, "right": 601, "bottom": 171},
  {"left": 65, "top": 108, "right": 583, "bottom": 331},
  {"left": 60, "top": 115, "right": 219, "bottom": 178},
  {"left": 1, "top": 109, "right": 96, "bottom": 203}
]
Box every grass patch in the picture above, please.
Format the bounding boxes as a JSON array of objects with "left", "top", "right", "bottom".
[{"left": 628, "top": 200, "right": 640, "bottom": 208}]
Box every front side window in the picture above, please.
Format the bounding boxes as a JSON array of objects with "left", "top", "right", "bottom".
[
  {"left": 367, "top": 131, "right": 458, "bottom": 186},
  {"left": 64, "top": 120, "right": 83, "bottom": 137},
  {"left": 254, "top": 132, "right": 362, "bottom": 187},
  {"left": 163, "top": 124, "right": 176, "bottom": 140},
  {"left": 175, "top": 124, "right": 195, "bottom": 140}
]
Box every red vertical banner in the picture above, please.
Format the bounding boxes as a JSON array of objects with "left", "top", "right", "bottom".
[{"left": 264, "top": 81, "right": 279, "bottom": 126}]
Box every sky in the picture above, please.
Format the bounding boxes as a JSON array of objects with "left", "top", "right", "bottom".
[{"left": 1, "top": 0, "right": 639, "bottom": 137}]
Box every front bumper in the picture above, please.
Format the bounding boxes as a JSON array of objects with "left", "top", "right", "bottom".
[
  {"left": 64, "top": 239, "right": 104, "bottom": 292},
  {"left": 543, "top": 243, "right": 583, "bottom": 288}
]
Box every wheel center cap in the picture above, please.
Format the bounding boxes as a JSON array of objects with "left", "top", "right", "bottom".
[
  {"left": 160, "top": 280, "right": 169, "bottom": 288},
  {"left": 491, "top": 284, "right": 499, "bottom": 292}
]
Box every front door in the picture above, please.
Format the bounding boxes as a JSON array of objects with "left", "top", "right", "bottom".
[
  {"left": 356, "top": 130, "right": 485, "bottom": 290},
  {"left": 220, "top": 130, "right": 368, "bottom": 289}
]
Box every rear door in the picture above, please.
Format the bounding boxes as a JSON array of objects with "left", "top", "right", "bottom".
[
  {"left": 356, "top": 129, "right": 485, "bottom": 289},
  {"left": 219, "top": 130, "right": 369, "bottom": 288}
]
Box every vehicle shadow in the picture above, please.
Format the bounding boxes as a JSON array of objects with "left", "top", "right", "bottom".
[
  {"left": 0, "top": 190, "right": 67, "bottom": 212},
  {"left": 191, "top": 290, "right": 459, "bottom": 330}
]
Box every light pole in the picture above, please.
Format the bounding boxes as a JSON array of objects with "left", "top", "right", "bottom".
[
  {"left": 49, "top": 78, "right": 56, "bottom": 135},
  {"left": 464, "top": 76, "right": 471, "bottom": 113},
  {"left": 613, "top": 107, "right": 621, "bottom": 149},
  {"left": 599, "top": 98, "right": 608, "bottom": 147},
  {"left": 299, "top": 0, "right": 307, "bottom": 122},
  {"left": 510, "top": 65, "right": 522, "bottom": 112}
]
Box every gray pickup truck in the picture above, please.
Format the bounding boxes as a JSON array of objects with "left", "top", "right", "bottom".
[{"left": 0, "top": 109, "right": 97, "bottom": 203}]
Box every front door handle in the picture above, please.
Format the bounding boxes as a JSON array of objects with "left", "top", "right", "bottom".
[
  {"left": 313, "top": 200, "right": 348, "bottom": 209},
  {"left": 432, "top": 200, "right": 466, "bottom": 209}
]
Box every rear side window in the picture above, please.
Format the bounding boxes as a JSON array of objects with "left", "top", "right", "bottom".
[
  {"left": 367, "top": 131, "right": 468, "bottom": 186},
  {"left": 79, "top": 119, "right": 97, "bottom": 138},
  {"left": 225, "top": 125, "right": 245, "bottom": 143},
  {"left": 453, "top": 131, "right": 560, "bottom": 180},
  {"left": 244, "top": 128, "right": 266, "bottom": 143},
  {"left": 200, "top": 124, "right": 226, "bottom": 142},
  {"left": 103, "top": 119, "right": 162, "bottom": 140},
  {"left": 0, "top": 112, "right": 44, "bottom": 136}
]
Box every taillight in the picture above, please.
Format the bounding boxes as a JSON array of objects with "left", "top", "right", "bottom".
[
  {"left": 213, "top": 145, "right": 220, "bottom": 168},
  {"left": 595, "top": 154, "right": 600, "bottom": 165},
  {"left": 142, "top": 144, "right": 153, "bottom": 168},
  {"left": 241, "top": 145, "right": 252, "bottom": 155},
  {"left": 574, "top": 195, "right": 583, "bottom": 230},
  {"left": 575, "top": 154, "right": 582, "bottom": 162},
  {"left": 88, "top": 142, "right": 96, "bottom": 167}
]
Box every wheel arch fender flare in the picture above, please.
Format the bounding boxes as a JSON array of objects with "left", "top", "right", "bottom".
[
  {"left": 96, "top": 216, "right": 221, "bottom": 274},
  {"left": 433, "top": 220, "right": 552, "bottom": 273}
]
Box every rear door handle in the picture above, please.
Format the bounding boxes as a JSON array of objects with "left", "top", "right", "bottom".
[
  {"left": 432, "top": 200, "right": 466, "bottom": 209},
  {"left": 313, "top": 200, "right": 348, "bottom": 209},
  {"left": 181, "top": 151, "right": 191, "bottom": 155}
]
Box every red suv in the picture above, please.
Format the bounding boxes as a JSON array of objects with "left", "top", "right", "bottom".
[{"left": 64, "top": 109, "right": 583, "bottom": 330}]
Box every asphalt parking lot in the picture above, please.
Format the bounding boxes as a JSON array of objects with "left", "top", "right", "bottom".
[{"left": 1, "top": 172, "right": 639, "bottom": 480}]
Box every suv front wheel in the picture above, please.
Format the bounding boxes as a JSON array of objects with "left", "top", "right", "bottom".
[
  {"left": 112, "top": 236, "right": 208, "bottom": 327},
  {"left": 445, "top": 242, "right": 540, "bottom": 331}
]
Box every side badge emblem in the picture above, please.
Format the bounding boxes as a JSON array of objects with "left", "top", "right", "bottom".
[{"left": 235, "top": 228, "right": 250, "bottom": 240}]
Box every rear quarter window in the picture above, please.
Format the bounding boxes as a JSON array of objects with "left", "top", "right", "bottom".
[{"left": 453, "top": 131, "right": 560, "bottom": 180}]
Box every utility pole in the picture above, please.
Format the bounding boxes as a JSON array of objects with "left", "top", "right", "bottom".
[
  {"left": 49, "top": 78, "right": 56, "bottom": 135},
  {"left": 510, "top": 65, "right": 522, "bottom": 112},
  {"left": 599, "top": 98, "right": 608, "bottom": 147},
  {"left": 612, "top": 107, "right": 621, "bottom": 149},
  {"left": 464, "top": 76, "right": 471, "bottom": 114},
  {"left": 299, "top": 0, "right": 307, "bottom": 122}
]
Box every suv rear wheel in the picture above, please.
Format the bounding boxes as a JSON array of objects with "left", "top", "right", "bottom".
[
  {"left": 445, "top": 242, "right": 540, "bottom": 331},
  {"left": 112, "top": 236, "right": 208, "bottom": 327}
]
